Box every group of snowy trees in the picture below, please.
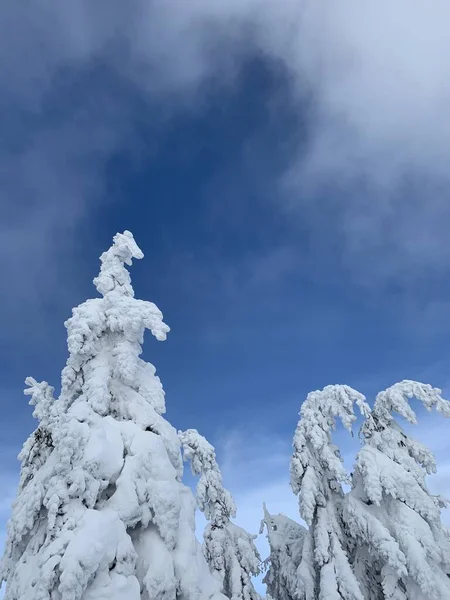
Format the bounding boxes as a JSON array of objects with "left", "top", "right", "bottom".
[
  {"left": 286, "top": 383, "right": 450, "bottom": 600},
  {"left": 1, "top": 231, "right": 450, "bottom": 600}
]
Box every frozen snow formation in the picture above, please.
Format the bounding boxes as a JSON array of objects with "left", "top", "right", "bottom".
[
  {"left": 180, "top": 429, "right": 261, "bottom": 600},
  {"left": 289, "top": 381, "right": 450, "bottom": 600},
  {"left": 0, "top": 231, "right": 226, "bottom": 600},
  {"left": 260, "top": 504, "right": 306, "bottom": 600},
  {"left": 290, "top": 385, "right": 371, "bottom": 600},
  {"left": 347, "top": 380, "right": 450, "bottom": 600}
]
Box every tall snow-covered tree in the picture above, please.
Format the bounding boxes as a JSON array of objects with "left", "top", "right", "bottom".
[
  {"left": 347, "top": 380, "right": 450, "bottom": 600},
  {"left": 0, "top": 231, "right": 225, "bottom": 600},
  {"left": 290, "top": 384, "right": 371, "bottom": 600},
  {"left": 180, "top": 429, "right": 261, "bottom": 600},
  {"left": 259, "top": 503, "right": 306, "bottom": 600}
]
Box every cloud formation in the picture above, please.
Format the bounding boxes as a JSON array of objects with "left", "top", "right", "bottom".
[
  {"left": 2, "top": 0, "right": 450, "bottom": 313},
  {"left": 124, "top": 0, "right": 450, "bottom": 277}
]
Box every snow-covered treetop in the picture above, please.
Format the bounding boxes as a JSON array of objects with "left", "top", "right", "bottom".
[
  {"left": 23, "top": 377, "right": 57, "bottom": 428},
  {"left": 93, "top": 230, "right": 143, "bottom": 298},
  {"left": 259, "top": 504, "right": 306, "bottom": 600},
  {"left": 179, "top": 429, "right": 236, "bottom": 526},
  {"left": 370, "top": 379, "right": 450, "bottom": 426},
  {"left": 60, "top": 231, "right": 170, "bottom": 416},
  {"left": 357, "top": 379, "right": 450, "bottom": 509},
  {"left": 290, "top": 384, "right": 370, "bottom": 525},
  {"left": 180, "top": 429, "right": 260, "bottom": 600},
  {"left": 260, "top": 503, "right": 306, "bottom": 557},
  {"left": 16, "top": 378, "right": 58, "bottom": 494},
  {"left": 361, "top": 380, "right": 450, "bottom": 481},
  {"left": 290, "top": 385, "right": 370, "bottom": 600}
]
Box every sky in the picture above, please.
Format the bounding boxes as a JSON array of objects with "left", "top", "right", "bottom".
[{"left": 2, "top": 0, "right": 450, "bottom": 591}]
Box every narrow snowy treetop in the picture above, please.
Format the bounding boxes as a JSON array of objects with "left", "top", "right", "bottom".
[
  {"left": 300, "top": 384, "right": 370, "bottom": 434},
  {"left": 179, "top": 428, "right": 236, "bottom": 525},
  {"left": 260, "top": 505, "right": 305, "bottom": 600},
  {"left": 260, "top": 503, "right": 306, "bottom": 553},
  {"left": 290, "top": 384, "right": 370, "bottom": 520},
  {"left": 352, "top": 380, "right": 450, "bottom": 599},
  {"left": 23, "top": 377, "right": 57, "bottom": 426},
  {"left": 62, "top": 231, "right": 169, "bottom": 407},
  {"left": 360, "top": 380, "right": 450, "bottom": 480},
  {"left": 93, "top": 230, "right": 144, "bottom": 298},
  {"left": 290, "top": 385, "right": 369, "bottom": 600},
  {"left": 180, "top": 429, "right": 260, "bottom": 600},
  {"left": 371, "top": 379, "right": 450, "bottom": 426}
]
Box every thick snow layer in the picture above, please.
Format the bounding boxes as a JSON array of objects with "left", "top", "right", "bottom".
[
  {"left": 290, "top": 385, "right": 371, "bottom": 600},
  {"left": 260, "top": 505, "right": 306, "bottom": 600},
  {"left": 180, "top": 429, "right": 261, "bottom": 600},
  {"left": 349, "top": 380, "right": 450, "bottom": 599},
  {"left": 0, "top": 232, "right": 227, "bottom": 600}
]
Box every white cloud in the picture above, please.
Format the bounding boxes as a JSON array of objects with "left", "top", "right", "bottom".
[
  {"left": 2, "top": 0, "right": 450, "bottom": 303},
  {"left": 129, "top": 0, "right": 450, "bottom": 277}
]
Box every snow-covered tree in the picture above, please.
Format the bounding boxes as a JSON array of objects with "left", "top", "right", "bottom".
[
  {"left": 1, "top": 231, "right": 225, "bottom": 600},
  {"left": 290, "top": 384, "right": 371, "bottom": 600},
  {"left": 19, "top": 378, "right": 59, "bottom": 492},
  {"left": 0, "top": 377, "right": 60, "bottom": 587},
  {"left": 180, "top": 429, "right": 261, "bottom": 600},
  {"left": 259, "top": 503, "right": 306, "bottom": 600},
  {"left": 347, "top": 380, "right": 450, "bottom": 600}
]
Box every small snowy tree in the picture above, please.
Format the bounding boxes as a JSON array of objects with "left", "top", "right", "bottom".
[
  {"left": 180, "top": 429, "right": 261, "bottom": 600},
  {"left": 259, "top": 503, "right": 306, "bottom": 600},
  {"left": 348, "top": 380, "right": 450, "bottom": 600},
  {"left": 19, "top": 378, "right": 59, "bottom": 492},
  {"left": 1, "top": 231, "right": 225, "bottom": 600},
  {"left": 290, "top": 384, "right": 370, "bottom": 600},
  {"left": 0, "top": 377, "right": 60, "bottom": 584}
]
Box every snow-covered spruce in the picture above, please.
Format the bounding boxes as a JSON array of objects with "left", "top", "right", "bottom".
[
  {"left": 259, "top": 503, "right": 306, "bottom": 600},
  {"left": 0, "top": 377, "right": 60, "bottom": 588},
  {"left": 290, "top": 384, "right": 371, "bottom": 600},
  {"left": 19, "top": 378, "right": 60, "bottom": 494},
  {"left": 0, "top": 231, "right": 225, "bottom": 600},
  {"left": 347, "top": 380, "right": 450, "bottom": 600},
  {"left": 180, "top": 429, "right": 261, "bottom": 600}
]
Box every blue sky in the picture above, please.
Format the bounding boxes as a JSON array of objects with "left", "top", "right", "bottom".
[{"left": 1, "top": 0, "right": 450, "bottom": 579}]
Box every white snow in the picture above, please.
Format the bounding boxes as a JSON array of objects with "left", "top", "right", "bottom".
[
  {"left": 0, "top": 231, "right": 226, "bottom": 600},
  {"left": 260, "top": 504, "right": 306, "bottom": 600},
  {"left": 349, "top": 380, "right": 450, "bottom": 599},
  {"left": 290, "top": 384, "right": 370, "bottom": 600},
  {"left": 180, "top": 429, "right": 261, "bottom": 600}
]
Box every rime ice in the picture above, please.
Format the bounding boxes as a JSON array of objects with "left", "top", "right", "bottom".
[
  {"left": 0, "top": 231, "right": 225, "bottom": 600},
  {"left": 348, "top": 381, "right": 450, "bottom": 599},
  {"left": 180, "top": 429, "right": 261, "bottom": 600},
  {"left": 260, "top": 504, "right": 306, "bottom": 600}
]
